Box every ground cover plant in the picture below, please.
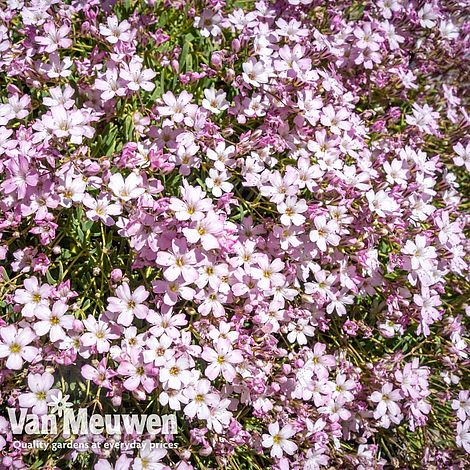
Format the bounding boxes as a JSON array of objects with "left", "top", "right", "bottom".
[{"left": 0, "top": 0, "right": 469, "bottom": 468}]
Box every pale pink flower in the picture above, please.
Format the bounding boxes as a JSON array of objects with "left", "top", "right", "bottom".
[
  {"left": 159, "top": 357, "right": 193, "bottom": 389},
  {"left": 107, "top": 283, "right": 150, "bottom": 326},
  {"left": 120, "top": 59, "right": 156, "bottom": 92},
  {"left": 320, "top": 105, "right": 352, "bottom": 134},
  {"left": 453, "top": 142, "right": 470, "bottom": 171},
  {"left": 81, "top": 358, "right": 116, "bottom": 389},
  {"left": 42, "top": 106, "right": 93, "bottom": 144},
  {"left": 370, "top": 383, "right": 402, "bottom": 418},
  {"left": 95, "top": 66, "right": 127, "bottom": 101},
  {"left": 158, "top": 91, "right": 193, "bottom": 123},
  {"left": 36, "top": 22, "right": 72, "bottom": 52},
  {"left": 132, "top": 442, "right": 167, "bottom": 470},
  {"left": 456, "top": 420, "right": 470, "bottom": 453},
  {"left": 182, "top": 211, "right": 223, "bottom": 250},
  {"left": 309, "top": 215, "right": 340, "bottom": 252},
  {"left": 205, "top": 397, "right": 232, "bottom": 433},
  {"left": 83, "top": 194, "right": 122, "bottom": 225},
  {"left": 402, "top": 235, "right": 437, "bottom": 270},
  {"left": 452, "top": 391, "right": 470, "bottom": 421},
  {"left": 366, "top": 189, "right": 399, "bottom": 217},
  {"left": 108, "top": 172, "right": 145, "bottom": 201},
  {"left": 143, "top": 334, "right": 174, "bottom": 366},
  {"left": 14, "top": 276, "right": 52, "bottom": 318},
  {"left": 34, "top": 301, "right": 74, "bottom": 342},
  {"left": 0, "top": 94, "right": 30, "bottom": 125},
  {"left": 43, "top": 85, "right": 75, "bottom": 109},
  {"left": 81, "top": 316, "right": 117, "bottom": 353},
  {"left": 242, "top": 58, "right": 272, "bottom": 87},
  {"left": 202, "top": 340, "right": 243, "bottom": 382},
  {"left": 18, "top": 372, "right": 59, "bottom": 415},
  {"left": 251, "top": 256, "right": 285, "bottom": 290},
  {"left": 155, "top": 240, "right": 198, "bottom": 283},
  {"left": 262, "top": 422, "right": 298, "bottom": 458},
  {"left": 117, "top": 352, "right": 155, "bottom": 393},
  {"left": 170, "top": 181, "right": 212, "bottom": 221},
  {"left": 99, "top": 16, "right": 131, "bottom": 44},
  {"left": 202, "top": 88, "right": 229, "bottom": 114},
  {"left": 183, "top": 379, "right": 218, "bottom": 419},
  {"left": 277, "top": 196, "right": 308, "bottom": 226},
  {"left": 207, "top": 142, "right": 236, "bottom": 171},
  {"left": 0, "top": 326, "right": 38, "bottom": 370},
  {"left": 205, "top": 168, "right": 233, "bottom": 197}
]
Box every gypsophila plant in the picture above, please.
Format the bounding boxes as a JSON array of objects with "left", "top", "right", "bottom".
[{"left": 0, "top": 0, "right": 469, "bottom": 469}]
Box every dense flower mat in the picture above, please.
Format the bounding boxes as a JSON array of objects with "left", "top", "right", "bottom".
[{"left": 0, "top": 0, "right": 469, "bottom": 468}]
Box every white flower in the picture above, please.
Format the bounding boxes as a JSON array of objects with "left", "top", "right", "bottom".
[
  {"left": 402, "top": 235, "right": 437, "bottom": 270},
  {"left": 132, "top": 441, "right": 167, "bottom": 470},
  {"left": 453, "top": 141, "right": 470, "bottom": 171},
  {"left": 202, "top": 88, "right": 229, "bottom": 114},
  {"left": 370, "top": 383, "right": 401, "bottom": 419},
  {"left": 242, "top": 58, "right": 272, "bottom": 87},
  {"left": 366, "top": 189, "right": 399, "bottom": 217},
  {"left": 277, "top": 197, "right": 308, "bottom": 226},
  {"left": 108, "top": 172, "right": 145, "bottom": 201},
  {"left": 205, "top": 169, "right": 233, "bottom": 197},
  {"left": 99, "top": 16, "right": 131, "bottom": 44}
]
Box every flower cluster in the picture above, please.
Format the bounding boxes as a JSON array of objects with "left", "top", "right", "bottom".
[{"left": 0, "top": 0, "right": 468, "bottom": 469}]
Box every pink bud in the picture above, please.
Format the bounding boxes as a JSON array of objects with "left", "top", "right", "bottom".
[
  {"left": 111, "top": 269, "right": 123, "bottom": 283},
  {"left": 231, "top": 38, "right": 241, "bottom": 53}
]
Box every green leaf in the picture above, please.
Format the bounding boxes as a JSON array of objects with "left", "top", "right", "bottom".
[{"left": 46, "top": 270, "right": 56, "bottom": 284}]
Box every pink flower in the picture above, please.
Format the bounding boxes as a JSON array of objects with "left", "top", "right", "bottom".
[
  {"left": 402, "top": 235, "right": 437, "bottom": 270},
  {"left": 452, "top": 391, "right": 470, "bottom": 421},
  {"left": 117, "top": 352, "right": 155, "bottom": 393},
  {"left": 182, "top": 211, "right": 223, "bottom": 250},
  {"left": 132, "top": 442, "right": 167, "bottom": 470},
  {"left": 159, "top": 357, "right": 193, "bottom": 390},
  {"left": 0, "top": 94, "right": 30, "bottom": 124},
  {"left": 83, "top": 194, "right": 122, "bottom": 225},
  {"left": 205, "top": 169, "right": 233, "bottom": 197},
  {"left": 170, "top": 181, "right": 212, "bottom": 221},
  {"left": 202, "top": 88, "right": 229, "bottom": 114},
  {"left": 95, "top": 455, "right": 132, "bottom": 470},
  {"left": 277, "top": 197, "right": 308, "bottom": 226},
  {"left": 95, "top": 65, "right": 127, "bottom": 101},
  {"left": 456, "top": 420, "right": 470, "bottom": 453},
  {"left": 242, "top": 58, "right": 272, "bottom": 87},
  {"left": 183, "top": 379, "right": 218, "bottom": 419},
  {"left": 42, "top": 106, "right": 93, "bottom": 144},
  {"left": 36, "top": 22, "right": 72, "bottom": 52},
  {"left": 143, "top": 334, "right": 174, "bottom": 366},
  {"left": 320, "top": 105, "right": 352, "bottom": 134},
  {"left": 81, "top": 358, "right": 116, "bottom": 389},
  {"left": 251, "top": 255, "right": 285, "bottom": 290}
]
